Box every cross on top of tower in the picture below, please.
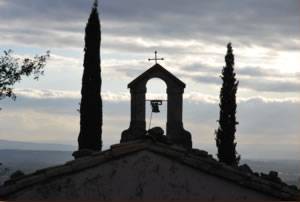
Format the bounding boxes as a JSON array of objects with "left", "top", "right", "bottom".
[{"left": 148, "top": 50, "right": 164, "bottom": 64}]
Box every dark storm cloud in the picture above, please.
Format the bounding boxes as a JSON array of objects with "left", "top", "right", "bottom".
[
  {"left": 0, "top": 0, "right": 299, "bottom": 50},
  {"left": 0, "top": 0, "right": 89, "bottom": 22},
  {"left": 0, "top": 0, "right": 299, "bottom": 94},
  {"left": 0, "top": 0, "right": 91, "bottom": 48},
  {"left": 102, "top": 0, "right": 300, "bottom": 49}
]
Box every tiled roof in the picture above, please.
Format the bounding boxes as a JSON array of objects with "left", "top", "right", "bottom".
[{"left": 0, "top": 139, "right": 299, "bottom": 200}]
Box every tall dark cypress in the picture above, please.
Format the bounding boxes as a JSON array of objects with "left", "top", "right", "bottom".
[
  {"left": 215, "top": 43, "right": 240, "bottom": 166},
  {"left": 78, "top": 0, "right": 102, "bottom": 151}
]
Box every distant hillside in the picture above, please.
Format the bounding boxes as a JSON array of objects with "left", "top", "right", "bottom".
[
  {"left": 0, "top": 139, "right": 76, "bottom": 151},
  {"left": 0, "top": 150, "right": 73, "bottom": 169},
  {"left": 241, "top": 159, "right": 300, "bottom": 188},
  {"left": 0, "top": 150, "right": 73, "bottom": 184}
]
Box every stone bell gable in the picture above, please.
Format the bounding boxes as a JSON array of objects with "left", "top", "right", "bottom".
[{"left": 121, "top": 63, "right": 192, "bottom": 149}]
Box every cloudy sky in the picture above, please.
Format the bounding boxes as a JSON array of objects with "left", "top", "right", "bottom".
[{"left": 0, "top": 0, "right": 299, "bottom": 159}]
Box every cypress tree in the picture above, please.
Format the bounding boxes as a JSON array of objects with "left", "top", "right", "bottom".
[
  {"left": 215, "top": 43, "right": 240, "bottom": 166},
  {"left": 78, "top": 0, "right": 102, "bottom": 151}
]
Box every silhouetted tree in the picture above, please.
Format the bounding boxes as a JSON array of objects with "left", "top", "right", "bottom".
[
  {"left": 9, "top": 170, "right": 25, "bottom": 180},
  {"left": 0, "top": 50, "right": 50, "bottom": 109},
  {"left": 77, "top": 0, "right": 102, "bottom": 151},
  {"left": 215, "top": 43, "right": 240, "bottom": 166}
]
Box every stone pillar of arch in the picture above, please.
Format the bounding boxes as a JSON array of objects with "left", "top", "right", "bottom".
[
  {"left": 166, "top": 87, "right": 192, "bottom": 148},
  {"left": 121, "top": 85, "right": 147, "bottom": 142}
]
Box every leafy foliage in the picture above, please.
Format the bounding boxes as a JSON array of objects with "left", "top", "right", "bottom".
[
  {"left": 0, "top": 163, "right": 10, "bottom": 177},
  {"left": 9, "top": 170, "right": 25, "bottom": 180},
  {"left": 78, "top": 1, "right": 102, "bottom": 151},
  {"left": 215, "top": 43, "right": 240, "bottom": 166},
  {"left": 0, "top": 50, "right": 50, "bottom": 102}
]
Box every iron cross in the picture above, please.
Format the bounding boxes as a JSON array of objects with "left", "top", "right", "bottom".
[{"left": 148, "top": 51, "right": 164, "bottom": 64}]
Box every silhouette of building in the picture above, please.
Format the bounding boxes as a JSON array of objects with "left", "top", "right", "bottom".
[
  {"left": 0, "top": 64, "right": 299, "bottom": 200},
  {"left": 121, "top": 63, "right": 191, "bottom": 149}
]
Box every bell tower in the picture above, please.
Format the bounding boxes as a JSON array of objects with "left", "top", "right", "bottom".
[{"left": 121, "top": 63, "right": 192, "bottom": 149}]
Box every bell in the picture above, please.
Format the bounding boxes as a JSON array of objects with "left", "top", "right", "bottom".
[
  {"left": 151, "top": 103, "right": 160, "bottom": 113},
  {"left": 150, "top": 100, "right": 162, "bottom": 113}
]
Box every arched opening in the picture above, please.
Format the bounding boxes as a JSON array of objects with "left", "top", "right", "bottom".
[
  {"left": 121, "top": 63, "right": 192, "bottom": 148},
  {"left": 146, "top": 78, "right": 167, "bottom": 134}
]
